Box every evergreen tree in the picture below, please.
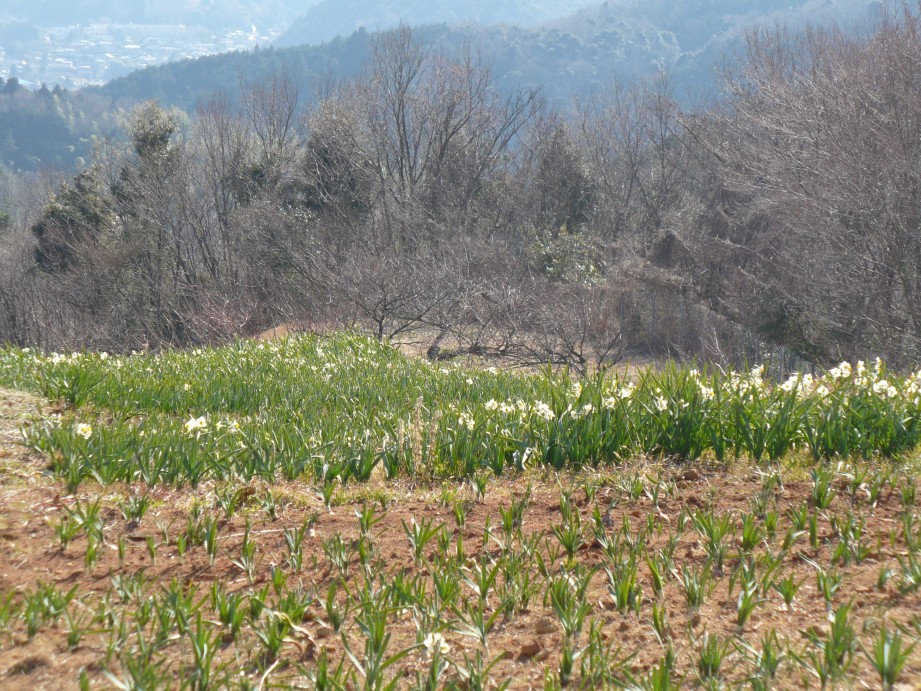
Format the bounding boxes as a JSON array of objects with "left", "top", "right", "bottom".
[{"left": 31, "top": 167, "right": 113, "bottom": 272}]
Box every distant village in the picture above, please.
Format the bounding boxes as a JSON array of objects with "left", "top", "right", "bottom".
[{"left": 0, "top": 23, "right": 278, "bottom": 89}]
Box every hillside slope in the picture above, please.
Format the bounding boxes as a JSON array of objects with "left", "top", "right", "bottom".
[
  {"left": 276, "top": 0, "right": 598, "bottom": 47},
  {"left": 95, "top": 0, "right": 880, "bottom": 111}
]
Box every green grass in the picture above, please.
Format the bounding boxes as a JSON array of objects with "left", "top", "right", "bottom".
[{"left": 1, "top": 334, "right": 920, "bottom": 490}]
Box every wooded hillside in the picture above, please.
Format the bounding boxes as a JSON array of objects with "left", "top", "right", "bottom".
[{"left": 2, "top": 11, "right": 920, "bottom": 371}]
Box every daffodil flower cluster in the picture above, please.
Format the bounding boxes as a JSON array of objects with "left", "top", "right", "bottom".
[{"left": 4, "top": 336, "right": 921, "bottom": 489}]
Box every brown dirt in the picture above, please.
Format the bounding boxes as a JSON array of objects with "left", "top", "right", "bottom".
[{"left": 2, "top": 388, "right": 921, "bottom": 688}]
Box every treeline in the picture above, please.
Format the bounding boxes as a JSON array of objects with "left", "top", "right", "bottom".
[
  {"left": 2, "top": 13, "right": 921, "bottom": 370},
  {"left": 0, "top": 78, "right": 115, "bottom": 172},
  {"left": 88, "top": 33, "right": 373, "bottom": 114},
  {"left": 1, "top": 1, "right": 876, "bottom": 173},
  {"left": 96, "top": 0, "right": 878, "bottom": 113}
]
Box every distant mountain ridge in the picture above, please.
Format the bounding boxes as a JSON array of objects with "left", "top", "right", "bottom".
[
  {"left": 94, "top": 0, "right": 882, "bottom": 112},
  {"left": 0, "top": 0, "right": 888, "bottom": 173},
  {"left": 276, "top": 0, "right": 600, "bottom": 47},
  {"left": 532, "top": 0, "right": 882, "bottom": 92},
  {"left": 278, "top": 0, "right": 882, "bottom": 50}
]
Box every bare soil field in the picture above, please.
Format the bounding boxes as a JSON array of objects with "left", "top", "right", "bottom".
[{"left": 2, "top": 387, "right": 921, "bottom": 689}]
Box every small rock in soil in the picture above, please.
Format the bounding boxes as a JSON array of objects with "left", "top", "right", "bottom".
[
  {"left": 519, "top": 639, "right": 542, "bottom": 658},
  {"left": 534, "top": 617, "right": 556, "bottom": 634}
]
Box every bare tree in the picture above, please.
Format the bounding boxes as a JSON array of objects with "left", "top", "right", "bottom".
[
  {"left": 353, "top": 27, "right": 539, "bottom": 241},
  {"left": 238, "top": 69, "right": 303, "bottom": 191},
  {"left": 576, "top": 72, "right": 690, "bottom": 249},
  {"left": 515, "top": 281, "right": 625, "bottom": 375},
  {"left": 193, "top": 92, "right": 254, "bottom": 284},
  {"left": 703, "top": 9, "right": 921, "bottom": 364}
]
